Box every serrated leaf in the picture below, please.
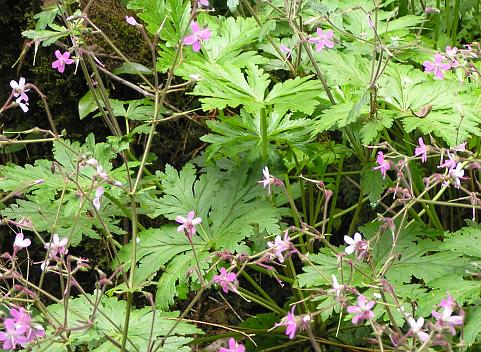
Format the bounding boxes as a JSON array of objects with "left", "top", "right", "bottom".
[
  {"left": 360, "top": 164, "right": 386, "bottom": 204},
  {"left": 201, "top": 109, "right": 315, "bottom": 160},
  {"left": 464, "top": 305, "right": 481, "bottom": 347},
  {"left": 39, "top": 294, "right": 202, "bottom": 350}
]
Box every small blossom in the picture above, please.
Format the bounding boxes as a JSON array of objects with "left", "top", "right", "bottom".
[
  {"left": 308, "top": 28, "right": 335, "bottom": 52},
  {"left": 258, "top": 166, "right": 283, "bottom": 195},
  {"left": 424, "top": 7, "right": 441, "bottom": 14},
  {"left": 330, "top": 274, "right": 345, "bottom": 298},
  {"left": 432, "top": 295, "right": 464, "bottom": 335},
  {"left": 414, "top": 137, "right": 428, "bottom": 163},
  {"left": 344, "top": 232, "right": 369, "bottom": 259},
  {"left": 15, "top": 97, "right": 29, "bottom": 112},
  {"left": 372, "top": 151, "right": 390, "bottom": 178},
  {"left": 267, "top": 231, "right": 291, "bottom": 263},
  {"left": 438, "top": 151, "right": 457, "bottom": 170},
  {"left": 446, "top": 46, "right": 458, "bottom": 58},
  {"left": 279, "top": 45, "right": 292, "bottom": 60},
  {"left": 10, "top": 77, "right": 30, "bottom": 102},
  {"left": 213, "top": 267, "right": 238, "bottom": 293},
  {"left": 0, "top": 307, "right": 44, "bottom": 350},
  {"left": 407, "top": 316, "right": 430, "bottom": 342},
  {"left": 10, "top": 307, "right": 45, "bottom": 343},
  {"left": 183, "top": 21, "right": 212, "bottom": 52},
  {"left": 423, "top": 54, "right": 451, "bottom": 80},
  {"left": 449, "top": 163, "right": 464, "bottom": 188},
  {"left": 176, "top": 210, "right": 202, "bottom": 238},
  {"left": 0, "top": 319, "right": 28, "bottom": 350},
  {"left": 218, "top": 337, "right": 245, "bottom": 352},
  {"left": 13, "top": 232, "right": 31, "bottom": 251},
  {"left": 197, "top": 0, "right": 209, "bottom": 7},
  {"left": 44, "top": 233, "right": 68, "bottom": 257},
  {"left": 51, "top": 50, "right": 75, "bottom": 73},
  {"left": 93, "top": 187, "right": 104, "bottom": 211},
  {"left": 125, "top": 16, "right": 138, "bottom": 26},
  {"left": 346, "top": 295, "right": 375, "bottom": 324},
  {"left": 274, "top": 306, "right": 310, "bottom": 339}
]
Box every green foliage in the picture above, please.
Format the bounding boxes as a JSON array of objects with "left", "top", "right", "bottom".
[
  {"left": 0, "top": 135, "right": 125, "bottom": 245},
  {"left": 117, "top": 161, "right": 281, "bottom": 310},
  {"left": 35, "top": 294, "right": 202, "bottom": 351},
  {"left": 200, "top": 109, "right": 315, "bottom": 160}
]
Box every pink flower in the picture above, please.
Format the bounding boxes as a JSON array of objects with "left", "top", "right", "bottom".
[
  {"left": 183, "top": 22, "right": 211, "bottom": 52},
  {"left": 431, "top": 295, "right": 464, "bottom": 335},
  {"left": 0, "top": 319, "right": 28, "bottom": 350},
  {"left": 218, "top": 338, "right": 245, "bottom": 352},
  {"left": 275, "top": 306, "right": 311, "bottom": 339},
  {"left": 267, "top": 231, "right": 291, "bottom": 263},
  {"left": 176, "top": 211, "right": 202, "bottom": 238},
  {"left": 51, "top": 50, "right": 74, "bottom": 73},
  {"left": 423, "top": 54, "right": 451, "bottom": 80},
  {"left": 213, "top": 267, "right": 238, "bottom": 294},
  {"left": 446, "top": 46, "right": 458, "bottom": 57},
  {"left": 344, "top": 232, "right": 369, "bottom": 260},
  {"left": 125, "top": 16, "right": 138, "bottom": 26},
  {"left": 13, "top": 232, "right": 31, "bottom": 251},
  {"left": 0, "top": 307, "right": 44, "bottom": 350},
  {"left": 10, "top": 307, "right": 45, "bottom": 343},
  {"left": 93, "top": 187, "right": 104, "bottom": 211},
  {"left": 438, "top": 151, "right": 457, "bottom": 170},
  {"left": 346, "top": 295, "right": 375, "bottom": 324},
  {"left": 414, "top": 137, "right": 428, "bottom": 163},
  {"left": 44, "top": 233, "right": 68, "bottom": 257},
  {"left": 198, "top": 0, "right": 209, "bottom": 7},
  {"left": 10, "top": 77, "right": 30, "bottom": 102},
  {"left": 308, "top": 28, "right": 335, "bottom": 52},
  {"left": 407, "top": 316, "right": 430, "bottom": 342},
  {"left": 372, "top": 151, "right": 390, "bottom": 179}
]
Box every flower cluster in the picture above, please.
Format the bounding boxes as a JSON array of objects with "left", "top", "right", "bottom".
[{"left": 0, "top": 307, "right": 44, "bottom": 350}]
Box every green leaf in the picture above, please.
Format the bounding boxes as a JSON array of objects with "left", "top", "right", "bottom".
[
  {"left": 201, "top": 109, "right": 315, "bottom": 160},
  {"left": 360, "top": 164, "right": 386, "bottom": 205},
  {"left": 464, "top": 305, "right": 481, "bottom": 347},
  {"left": 265, "top": 76, "right": 324, "bottom": 115},
  {"left": 38, "top": 294, "right": 202, "bottom": 351},
  {"left": 441, "top": 224, "right": 481, "bottom": 258},
  {"left": 112, "top": 62, "right": 153, "bottom": 75},
  {"left": 118, "top": 161, "right": 281, "bottom": 310},
  {"left": 78, "top": 91, "right": 98, "bottom": 120}
]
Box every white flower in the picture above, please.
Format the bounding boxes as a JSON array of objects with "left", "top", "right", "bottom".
[
  {"left": 407, "top": 316, "right": 430, "bottom": 342},
  {"left": 13, "top": 232, "right": 31, "bottom": 250},
  {"left": 344, "top": 232, "right": 363, "bottom": 254},
  {"left": 449, "top": 163, "right": 464, "bottom": 188},
  {"left": 93, "top": 187, "right": 104, "bottom": 211},
  {"left": 10, "top": 77, "right": 30, "bottom": 101}
]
